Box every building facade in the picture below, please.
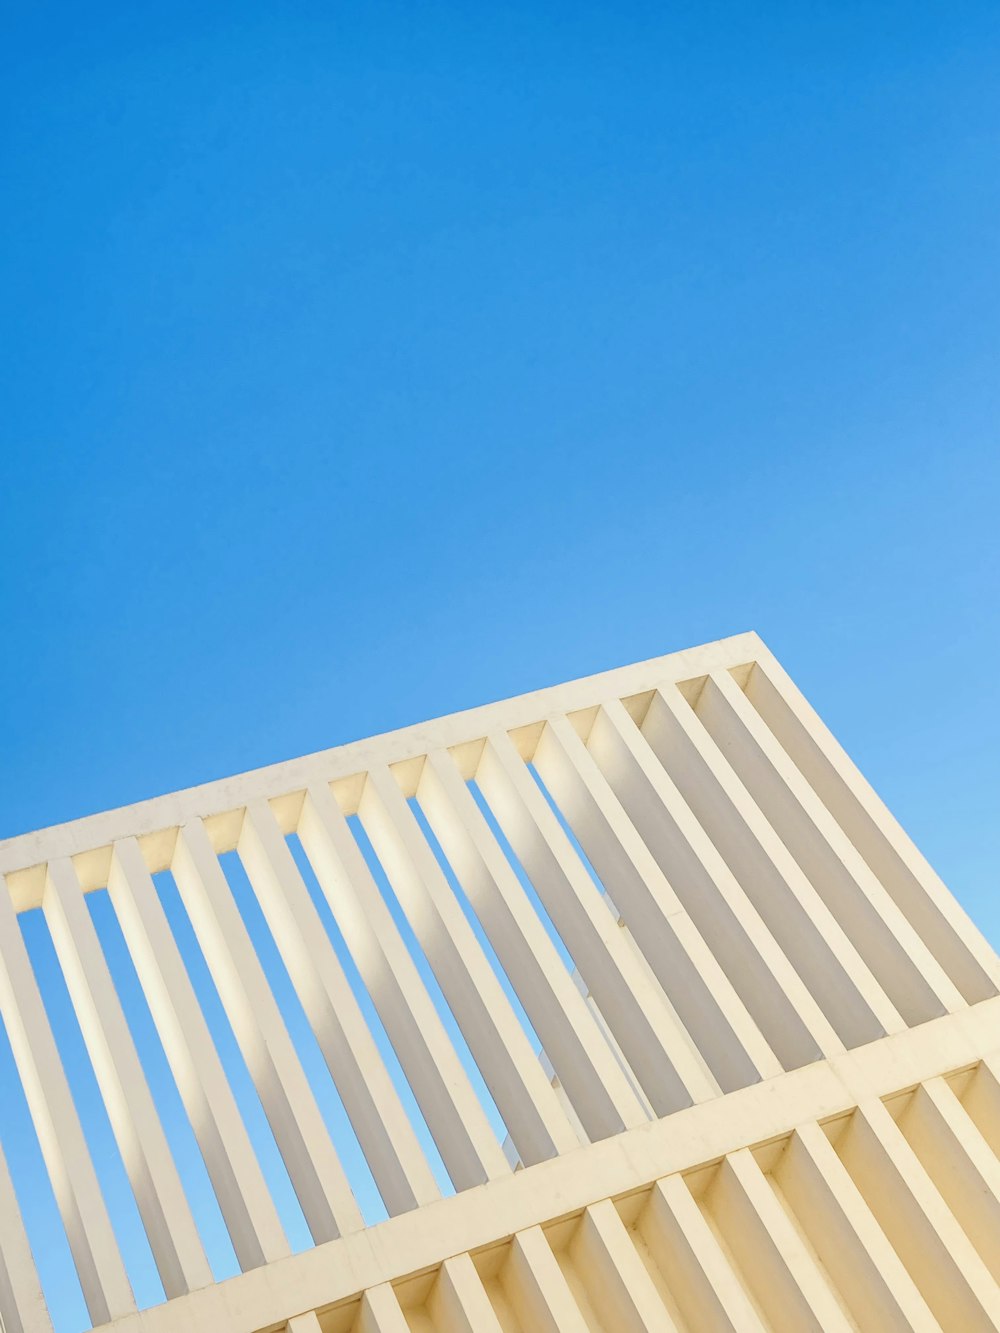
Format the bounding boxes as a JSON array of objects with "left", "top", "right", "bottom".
[{"left": 1, "top": 632, "right": 998, "bottom": 1332}]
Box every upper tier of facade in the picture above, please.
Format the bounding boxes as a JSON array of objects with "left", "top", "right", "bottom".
[{"left": 1, "top": 632, "right": 997, "bottom": 1333}]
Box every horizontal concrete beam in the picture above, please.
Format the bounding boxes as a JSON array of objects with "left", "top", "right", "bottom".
[
  {"left": 0, "top": 633, "right": 762, "bottom": 906},
  {"left": 87, "top": 996, "right": 1000, "bottom": 1333}
]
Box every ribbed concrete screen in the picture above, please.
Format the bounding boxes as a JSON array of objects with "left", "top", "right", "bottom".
[{"left": 0, "top": 633, "right": 997, "bottom": 1333}]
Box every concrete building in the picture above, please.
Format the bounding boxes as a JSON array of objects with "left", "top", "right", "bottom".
[{"left": 1, "top": 631, "right": 999, "bottom": 1332}]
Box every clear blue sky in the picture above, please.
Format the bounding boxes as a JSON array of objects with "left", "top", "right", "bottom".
[
  {"left": 3, "top": 0, "right": 998, "bottom": 930},
  {"left": 2, "top": 5, "right": 1000, "bottom": 1327}
]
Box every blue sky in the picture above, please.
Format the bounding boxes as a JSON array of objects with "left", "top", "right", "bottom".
[
  {"left": 6, "top": 1, "right": 997, "bottom": 933},
  {"left": 2, "top": 4, "right": 1000, "bottom": 1327}
]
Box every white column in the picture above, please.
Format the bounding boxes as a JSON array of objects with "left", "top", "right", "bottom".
[
  {"left": 0, "top": 873, "right": 135, "bottom": 1326},
  {"left": 638, "top": 686, "right": 906, "bottom": 1038},
  {"left": 705, "top": 1149, "right": 855, "bottom": 1333},
  {"left": 833, "top": 1099, "right": 1000, "bottom": 1331},
  {"left": 43, "top": 856, "right": 213, "bottom": 1298},
  {"left": 745, "top": 654, "right": 1000, "bottom": 1002},
  {"left": 428, "top": 1253, "right": 505, "bottom": 1333},
  {"left": 588, "top": 698, "right": 846, "bottom": 1061},
  {"left": 237, "top": 799, "right": 440, "bottom": 1216},
  {"left": 297, "top": 783, "right": 510, "bottom": 1189},
  {"left": 534, "top": 714, "right": 783, "bottom": 1089},
  {"left": 285, "top": 1314, "right": 324, "bottom": 1333},
  {"left": 696, "top": 670, "right": 963, "bottom": 1022},
  {"left": 568, "top": 1199, "right": 680, "bottom": 1332},
  {"left": 639, "top": 1173, "right": 767, "bottom": 1333},
  {"left": 503, "top": 1227, "right": 590, "bottom": 1333},
  {"left": 893, "top": 1077, "right": 1000, "bottom": 1282},
  {"left": 775, "top": 1122, "right": 939, "bottom": 1331},
  {"left": 416, "top": 747, "right": 648, "bottom": 1141},
  {"left": 958, "top": 1056, "right": 1000, "bottom": 1158},
  {"left": 171, "top": 818, "right": 362, "bottom": 1242},
  {"left": 354, "top": 1284, "right": 412, "bottom": 1333},
  {"left": 107, "top": 837, "right": 288, "bottom": 1271},
  {"left": 0, "top": 1137, "right": 53, "bottom": 1333},
  {"left": 474, "top": 730, "right": 717, "bottom": 1115},
  {"left": 358, "top": 764, "right": 579, "bottom": 1166}
]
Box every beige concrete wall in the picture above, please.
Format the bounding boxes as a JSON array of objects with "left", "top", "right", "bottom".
[
  {"left": 304, "top": 1059, "right": 1000, "bottom": 1333},
  {"left": 0, "top": 633, "right": 996, "bottom": 1332}
]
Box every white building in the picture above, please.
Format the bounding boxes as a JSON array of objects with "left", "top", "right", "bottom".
[{"left": 1, "top": 632, "right": 998, "bottom": 1332}]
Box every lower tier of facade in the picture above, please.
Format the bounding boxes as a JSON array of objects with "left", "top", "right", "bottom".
[{"left": 79, "top": 995, "right": 1000, "bottom": 1333}]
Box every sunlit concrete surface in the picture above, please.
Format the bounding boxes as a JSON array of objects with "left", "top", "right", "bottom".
[{"left": 1, "top": 632, "right": 998, "bottom": 1331}]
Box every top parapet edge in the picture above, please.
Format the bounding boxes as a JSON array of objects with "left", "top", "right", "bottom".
[{"left": 0, "top": 630, "right": 765, "bottom": 886}]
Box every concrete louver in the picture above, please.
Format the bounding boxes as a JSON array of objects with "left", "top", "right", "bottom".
[{"left": 0, "top": 632, "right": 997, "bottom": 1332}]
